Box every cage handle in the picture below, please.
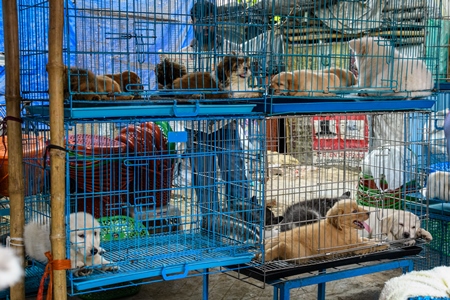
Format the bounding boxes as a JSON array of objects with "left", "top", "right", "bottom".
[
  {"left": 173, "top": 101, "right": 200, "bottom": 117},
  {"left": 161, "top": 265, "right": 190, "bottom": 280}
]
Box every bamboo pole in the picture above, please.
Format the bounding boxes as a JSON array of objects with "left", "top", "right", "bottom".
[
  {"left": 2, "top": 0, "right": 25, "bottom": 299},
  {"left": 48, "top": 0, "right": 67, "bottom": 299}
]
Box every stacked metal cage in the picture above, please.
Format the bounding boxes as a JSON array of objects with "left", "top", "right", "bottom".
[
  {"left": 19, "top": 116, "right": 265, "bottom": 296},
  {"left": 6, "top": 0, "right": 448, "bottom": 298}
]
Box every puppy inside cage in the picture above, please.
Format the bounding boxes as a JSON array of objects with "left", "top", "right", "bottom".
[
  {"left": 259, "top": 111, "right": 433, "bottom": 266},
  {"left": 20, "top": 116, "right": 266, "bottom": 293}
]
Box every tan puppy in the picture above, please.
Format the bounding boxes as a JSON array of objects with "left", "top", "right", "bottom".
[
  {"left": 171, "top": 71, "right": 229, "bottom": 99},
  {"left": 348, "top": 36, "right": 433, "bottom": 98},
  {"left": 95, "top": 75, "right": 134, "bottom": 100},
  {"left": 263, "top": 199, "right": 389, "bottom": 263},
  {"left": 63, "top": 66, "right": 134, "bottom": 101},
  {"left": 270, "top": 70, "right": 340, "bottom": 97},
  {"left": 327, "top": 67, "right": 357, "bottom": 87},
  {"left": 104, "top": 71, "right": 143, "bottom": 92}
]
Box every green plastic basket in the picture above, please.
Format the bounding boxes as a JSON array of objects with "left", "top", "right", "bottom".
[
  {"left": 356, "top": 173, "right": 419, "bottom": 209},
  {"left": 77, "top": 216, "right": 148, "bottom": 300}
]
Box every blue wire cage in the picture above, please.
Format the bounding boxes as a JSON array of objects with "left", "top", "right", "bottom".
[
  {"left": 17, "top": 0, "right": 444, "bottom": 117},
  {"left": 21, "top": 115, "right": 265, "bottom": 295}
]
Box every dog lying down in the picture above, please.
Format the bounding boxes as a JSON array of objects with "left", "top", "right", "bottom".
[
  {"left": 63, "top": 66, "right": 136, "bottom": 101},
  {"left": 261, "top": 199, "right": 389, "bottom": 263},
  {"left": 426, "top": 171, "right": 450, "bottom": 202},
  {"left": 348, "top": 36, "right": 433, "bottom": 98},
  {"left": 171, "top": 54, "right": 263, "bottom": 99},
  {"left": 360, "top": 208, "right": 433, "bottom": 246},
  {"left": 24, "top": 212, "right": 117, "bottom": 277},
  {"left": 270, "top": 69, "right": 339, "bottom": 97},
  {"left": 379, "top": 266, "right": 450, "bottom": 300}
]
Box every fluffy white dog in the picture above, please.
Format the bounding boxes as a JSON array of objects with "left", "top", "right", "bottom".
[
  {"left": 24, "top": 212, "right": 116, "bottom": 276},
  {"left": 348, "top": 36, "right": 433, "bottom": 98},
  {"left": 0, "top": 246, "right": 23, "bottom": 290},
  {"left": 427, "top": 171, "right": 450, "bottom": 201},
  {"left": 379, "top": 266, "right": 450, "bottom": 300},
  {"left": 360, "top": 208, "right": 432, "bottom": 246}
]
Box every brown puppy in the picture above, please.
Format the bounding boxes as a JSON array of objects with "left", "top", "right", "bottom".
[
  {"left": 348, "top": 36, "right": 433, "bottom": 98},
  {"left": 64, "top": 66, "right": 133, "bottom": 100},
  {"left": 171, "top": 71, "right": 229, "bottom": 99},
  {"left": 213, "top": 55, "right": 263, "bottom": 98},
  {"left": 95, "top": 75, "right": 134, "bottom": 100},
  {"left": 327, "top": 67, "right": 357, "bottom": 87},
  {"left": 156, "top": 58, "right": 187, "bottom": 89},
  {"left": 64, "top": 67, "right": 99, "bottom": 100},
  {"left": 104, "top": 71, "right": 143, "bottom": 92},
  {"left": 270, "top": 70, "right": 340, "bottom": 97},
  {"left": 263, "top": 199, "right": 389, "bottom": 263}
]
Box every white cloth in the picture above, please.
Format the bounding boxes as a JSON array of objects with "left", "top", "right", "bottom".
[{"left": 379, "top": 266, "right": 450, "bottom": 300}]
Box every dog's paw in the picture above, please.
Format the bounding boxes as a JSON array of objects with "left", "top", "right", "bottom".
[
  {"left": 101, "top": 264, "right": 119, "bottom": 272},
  {"left": 403, "top": 239, "right": 416, "bottom": 247},
  {"left": 73, "top": 267, "right": 93, "bottom": 277},
  {"left": 417, "top": 229, "right": 433, "bottom": 241}
]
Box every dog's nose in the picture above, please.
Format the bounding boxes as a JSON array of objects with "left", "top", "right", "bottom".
[
  {"left": 91, "top": 248, "right": 98, "bottom": 255},
  {"left": 403, "top": 232, "right": 410, "bottom": 239}
]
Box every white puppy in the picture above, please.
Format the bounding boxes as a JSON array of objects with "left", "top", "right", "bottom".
[
  {"left": 361, "top": 208, "right": 432, "bottom": 246},
  {"left": 348, "top": 36, "right": 433, "bottom": 98},
  {"left": 0, "top": 246, "right": 23, "bottom": 290},
  {"left": 427, "top": 171, "right": 450, "bottom": 201},
  {"left": 24, "top": 212, "right": 116, "bottom": 276}
]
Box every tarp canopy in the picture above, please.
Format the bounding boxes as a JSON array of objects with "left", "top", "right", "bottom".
[{"left": 0, "top": 0, "right": 196, "bottom": 109}]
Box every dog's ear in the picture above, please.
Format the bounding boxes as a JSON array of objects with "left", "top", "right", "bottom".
[
  {"left": 381, "top": 215, "right": 393, "bottom": 237},
  {"left": 349, "top": 38, "right": 367, "bottom": 56},
  {"left": 326, "top": 207, "right": 343, "bottom": 230}
]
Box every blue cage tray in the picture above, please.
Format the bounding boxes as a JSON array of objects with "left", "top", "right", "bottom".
[
  {"left": 255, "top": 98, "right": 436, "bottom": 115},
  {"left": 26, "top": 103, "right": 257, "bottom": 119},
  {"left": 68, "top": 231, "right": 257, "bottom": 292}
]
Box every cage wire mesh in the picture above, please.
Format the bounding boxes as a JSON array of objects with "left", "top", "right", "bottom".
[
  {"left": 17, "top": 0, "right": 443, "bottom": 115},
  {"left": 235, "top": 111, "right": 433, "bottom": 281},
  {"left": 20, "top": 116, "right": 265, "bottom": 295}
]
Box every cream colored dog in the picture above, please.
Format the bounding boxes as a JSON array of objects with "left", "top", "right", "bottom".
[
  {"left": 361, "top": 208, "right": 433, "bottom": 246},
  {"left": 348, "top": 36, "right": 433, "bottom": 98},
  {"left": 427, "top": 171, "right": 450, "bottom": 201},
  {"left": 24, "top": 212, "right": 116, "bottom": 276},
  {"left": 327, "top": 67, "right": 357, "bottom": 87},
  {"left": 270, "top": 69, "right": 340, "bottom": 97},
  {"left": 262, "top": 199, "right": 388, "bottom": 263}
]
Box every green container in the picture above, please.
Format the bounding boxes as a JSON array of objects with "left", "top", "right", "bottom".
[{"left": 356, "top": 173, "right": 419, "bottom": 209}]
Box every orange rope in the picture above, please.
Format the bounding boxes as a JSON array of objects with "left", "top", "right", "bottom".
[{"left": 37, "top": 251, "right": 71, "bottom": 300}]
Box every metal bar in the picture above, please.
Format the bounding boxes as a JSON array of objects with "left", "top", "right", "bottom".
[{"left": 271, "top": 259, "right": 413, "bottom": 300}]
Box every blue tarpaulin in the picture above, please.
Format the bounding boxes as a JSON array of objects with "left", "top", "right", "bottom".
[{"left": 0, "top": 0, "right": 196, "bottom": 113}]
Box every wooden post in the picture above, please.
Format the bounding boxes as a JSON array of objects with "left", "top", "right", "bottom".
[
  {"left": 2, "top": 0, "right": 25, "bottom": 299},
  {"left": 48, "top": 0, "right": 67, "bottom": 299}
]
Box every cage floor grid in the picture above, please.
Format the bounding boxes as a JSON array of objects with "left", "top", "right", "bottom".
[
  {"left": 227, "top": 245, "right": 423, "bottom": 283},
  {"left": 70, "top": 231, "right": 257, "bottom": 291}
]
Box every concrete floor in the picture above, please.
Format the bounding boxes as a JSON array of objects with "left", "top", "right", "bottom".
[{"left": 63, "top": 267, "right": 402, "bottom": 300}]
